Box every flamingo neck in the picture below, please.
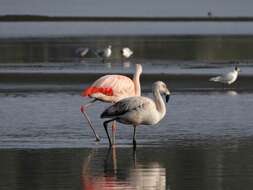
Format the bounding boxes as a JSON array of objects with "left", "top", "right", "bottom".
[
  {"left": 153, "top": 87, "right": 166, "bottom": 119},
  {"left": 133, "top": 71, "right": 141, "bottom": 96}
]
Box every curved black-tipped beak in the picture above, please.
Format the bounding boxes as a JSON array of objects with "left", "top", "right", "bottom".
[{"left": 166, "top": 94, "right": 170, "bottom": 103}]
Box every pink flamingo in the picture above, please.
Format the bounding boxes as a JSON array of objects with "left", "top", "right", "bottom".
[{"left": 80, "top": 64, "right": 143, "bottom": 142}]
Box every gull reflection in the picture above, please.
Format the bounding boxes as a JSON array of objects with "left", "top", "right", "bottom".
[
  {"left": 226, "top": 90, "right": 238, "bottom": 96},
  {"left": 122, "top": 61, "right": 132, "bottom": 68},
  {"left": 104, "top": 62, "right": 112, "bottom": 68},
  {"left": 81, "top": 147, "right": 166, "bottom": 190}
]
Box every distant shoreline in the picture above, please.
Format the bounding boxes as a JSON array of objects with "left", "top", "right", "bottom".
[{"left": 1, "top": 15, "right": 253, "bottom": 22}]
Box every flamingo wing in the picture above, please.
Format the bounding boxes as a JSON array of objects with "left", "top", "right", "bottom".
[
  {"left": 101, "top": 96, "right": 150, "bottom": 118},
  {"left": 83, "top": 75, "right": 135, "bottom": 99}
]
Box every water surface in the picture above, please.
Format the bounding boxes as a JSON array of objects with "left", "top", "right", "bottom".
[
  {"left": 1, "top": 90, "right": 253, "bottom": 189},
  {"left": 0, "top": 91, "right": 252, "bottom": 148}
]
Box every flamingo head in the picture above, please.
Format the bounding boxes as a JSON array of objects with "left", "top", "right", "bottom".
[{"left": 154, "top": 81, "right": 171, "bottom": 103}]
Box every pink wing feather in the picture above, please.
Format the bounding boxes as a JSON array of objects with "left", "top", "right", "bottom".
[{"left": 81, "top": 75, "right": 135, "bottom": 99}]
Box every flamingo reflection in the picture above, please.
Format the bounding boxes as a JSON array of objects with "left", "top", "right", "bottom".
[{"left": 81, "top": 147, "right": 166, "bottom": 190}]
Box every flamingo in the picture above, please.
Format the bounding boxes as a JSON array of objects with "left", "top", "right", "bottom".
[
  {"left": 209, "top": 66, "right": 240, "bottom": 88},
  {"left": 80, "top": 64, "right": 143, "bottom": 142},
  {"left": 95, "top": 45, "right": 112, "bottom": 62},
  {"left": 101, "top": 81, "right": 170, "bottom": 148},
  {"left": 121, "top": 47, "right": 133, "bottom": 59}
]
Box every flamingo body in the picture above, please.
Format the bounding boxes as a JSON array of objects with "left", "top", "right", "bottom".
[
  {"left": 84, "top": 75, "right": 136, "bottom": 102},
  {"left": 101, "top": 96, "right": 160, "bottom": 125},
  {"left": 81, "top": 64, "right": 142, "bottom": 142},
  {"left": 82, "top": 64, "right": 142, "bottom": 102},
  {"left": 101, "top": 81, "right": 170, "bottom": 147}
]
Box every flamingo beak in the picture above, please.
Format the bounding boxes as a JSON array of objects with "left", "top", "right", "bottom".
[
  {"left": 166, "top": 94, "right": 170, "bottom": 102},
  {"left": 165, "top": 91, "right": 170, "bottom": 103}
]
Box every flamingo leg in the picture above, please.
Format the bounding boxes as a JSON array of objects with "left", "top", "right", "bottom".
[
  {"left": 103, "top": 119, "right": 115, "bottom": 146},
  {"left": 80, "top": 99, "right": 100, "bottom": 141},
  {"left": 133, "top": 125, "right": 137, "bottom": 148},
  {"left": 82, "top": 99, "right": 97, "bottom": 109},
  {"left": 111, "top": 121, "right": 117, "bottom": 145}
]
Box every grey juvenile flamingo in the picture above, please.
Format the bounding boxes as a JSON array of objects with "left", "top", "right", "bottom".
[{"left": 101, "top": 81, "right": 171, "bottom": 148}]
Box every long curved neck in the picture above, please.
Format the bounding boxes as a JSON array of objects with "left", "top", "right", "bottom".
[
  {"left": 153, "top": 87, "right": 166, "bottom": 119},
  {"left": 133, "top": 71, "right": 141, "bottom": 96}
]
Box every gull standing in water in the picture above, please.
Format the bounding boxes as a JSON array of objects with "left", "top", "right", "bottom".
[
  {"left": 95, "top": 45, "right": 112, "bottom": 62},
  {"left": 209, "top": 66, "right": 240, "bottom": 87},
  {"left": 75, "top": 47, "right": 90, "bottom": 58},
  {"left": 121, "top": 47, "right": 133, "bottom": 59},
  {"left": 101, "top": 81, "right": 170, "bottom": 148},
  {"left": 80, "top": 64, "right": 143, "bottom": 142}
]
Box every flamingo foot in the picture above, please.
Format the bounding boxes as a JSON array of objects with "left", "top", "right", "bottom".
[{"left": 80, "top": 105, "right": 101, "bottom": 142}]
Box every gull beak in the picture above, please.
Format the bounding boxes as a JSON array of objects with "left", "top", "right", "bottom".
[{"left": 165, "top": 91, "right": 171, "bottom": 103}]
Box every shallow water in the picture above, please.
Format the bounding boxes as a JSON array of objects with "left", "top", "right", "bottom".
[
  {"left": 1, "top": 19, "right": 253, "bottom": 189},
  {"left": 1, "top": 91, "right": 253, "bottom": 189},
  {"left": 2, "top": 145, "right": 253, "bottom": 190},
  {"left": 2, "top": 22, "right": 253, "bottom": 38},
  {"left": 1, "top": 91, "right": 253, "bottom": 149},
  {"left": 2, "top": 36, "right": 253, "bottom": 62}
]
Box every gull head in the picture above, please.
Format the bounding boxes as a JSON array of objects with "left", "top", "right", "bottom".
[{"left": 235, "top": 66, "right": 240, "bottom": 72}]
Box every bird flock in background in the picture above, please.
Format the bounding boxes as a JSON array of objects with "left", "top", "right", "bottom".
[
  {"left": 78, "top": 46, "right": 240, "bottom": 148},
  {"left": 76, "top": 45, "right": 133, "bottom": 63}
]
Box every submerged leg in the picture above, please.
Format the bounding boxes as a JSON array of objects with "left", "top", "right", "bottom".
[
  {"left": 111, "top": 121, "right": 117, "bottom": 145},
  {"left": 133, "top": 125, "right": 137, "bottom": 148},
  {"left": 80, "top": 100, "right": 100, "bottom": 141},
  {"left": 103, "top": 119, "right": 115, "bottom": 146}
]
